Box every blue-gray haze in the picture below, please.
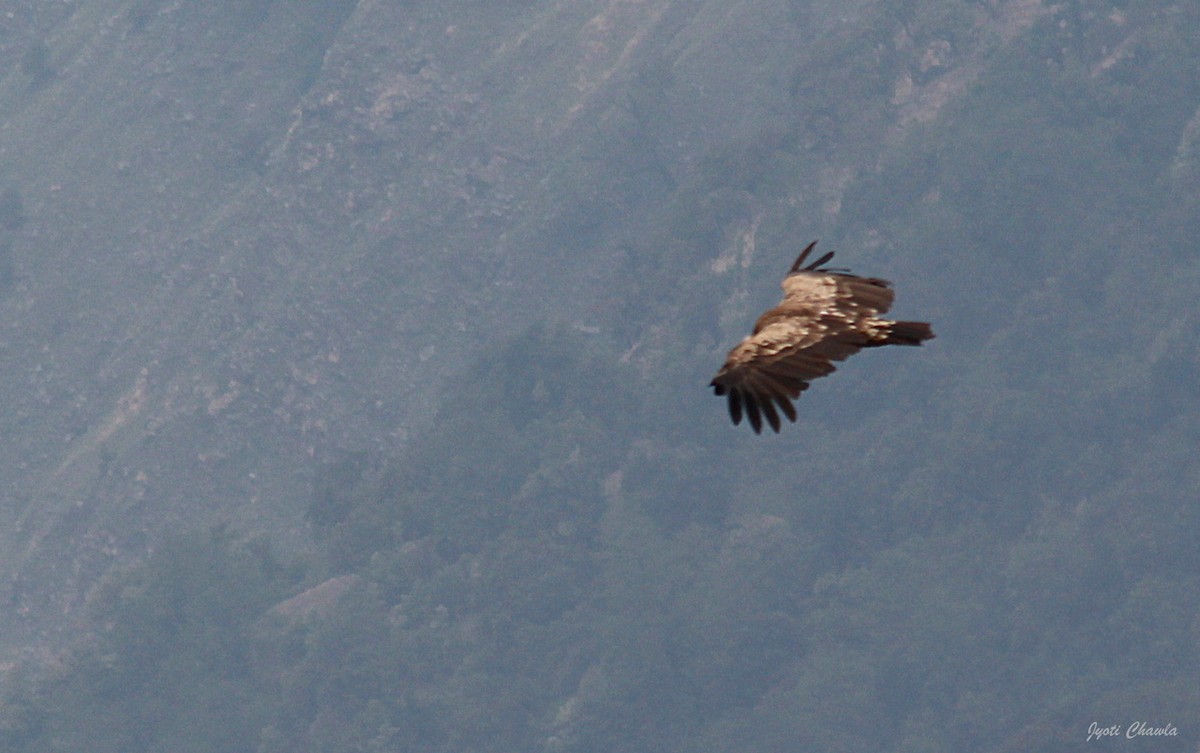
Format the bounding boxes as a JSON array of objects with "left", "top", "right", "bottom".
[{"left": 0, "top": 1, "right": 1196, "bottom": 751}]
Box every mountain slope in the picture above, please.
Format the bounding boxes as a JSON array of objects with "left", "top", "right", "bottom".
[{"left": 1, "top": 2, "right": 1199, "bottom": 751}]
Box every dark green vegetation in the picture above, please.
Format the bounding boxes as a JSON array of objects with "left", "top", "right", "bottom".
[{"left": 1, "top": 1, "right": 1199, "bottom": 751}]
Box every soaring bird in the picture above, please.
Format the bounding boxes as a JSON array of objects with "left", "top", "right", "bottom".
[{"left": 710, "top": 241, "right": 934, "bottom": 433}]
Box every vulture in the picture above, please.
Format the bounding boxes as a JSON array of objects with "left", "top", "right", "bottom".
[{"left": 710, "top": 241, "right": 934, "bottom": 433}]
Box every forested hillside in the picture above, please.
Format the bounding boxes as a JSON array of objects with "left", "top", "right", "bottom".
[{"left": 1, "top": 1, "right": 1198, "bottom": 751}]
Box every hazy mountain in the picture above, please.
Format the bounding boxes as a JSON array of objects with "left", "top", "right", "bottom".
[
  {"left": 0, "top": 1, "right": 1197, "bottom": 751},
  {"left": 0, "top": 0, "right": 743, "bottom": 645}
]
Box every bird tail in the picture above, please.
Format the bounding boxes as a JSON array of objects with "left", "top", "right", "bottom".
[{"left": 884, "top": 321, "right": 935, "bottom": 345}]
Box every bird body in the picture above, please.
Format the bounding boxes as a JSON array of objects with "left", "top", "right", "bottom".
[{"left": 710, "top": 241, "right": 933, "bottom": 433}]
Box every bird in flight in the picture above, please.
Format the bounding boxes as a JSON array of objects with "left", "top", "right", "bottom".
[{"left": 710, "top": 241, "right": 934, "bottom": 433}]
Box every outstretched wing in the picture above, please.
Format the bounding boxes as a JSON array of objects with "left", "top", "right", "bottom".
[
  {"left": 709, "top": 319, "right": 833, "bottom": 434},
  {"left": 710, "top": 252, "right": 896, "bottom": 433}
]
